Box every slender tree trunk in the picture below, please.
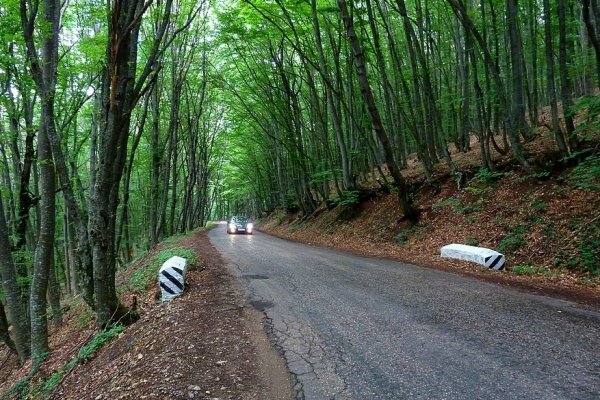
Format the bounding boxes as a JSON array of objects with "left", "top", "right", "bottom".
[
  {"left": 30, "top": 99, "right": 56, "bottom": 367},
  {"left": 47, "top": 255, "right": 62, "bottom": 327},
  {"left": 507, "top": 0, "right": 532, "bottom": 141},
  {"left": 0, "top": 195, "right": 30, "bottom": 362},
  {"left": 558, "top": 0, "right": 579, "bottom": 150},
  {"left": 0, "top": 303, "right": 16, "bottom": 353},
  {"left": 149, "top": 82, "right": 161, "bottom": 248},
  {"left": 21, "top": 0, "right": 95, "bottom": 311},
  {"left": 543, "top": 0, "right": 569, "bottom": 155},
  {"left": 338, "top": 0, "right": 417, "bottom": 220},
  {"left": 446, "top": 0, "right": 529, "bottom": 168},
  {"left": 581, "top": 0, "right": 600, "bottom": 85}
]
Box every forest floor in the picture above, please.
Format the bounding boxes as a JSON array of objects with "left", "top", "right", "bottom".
[
  {"left": 259, "top": 132, "right": 600, "bottom": 310},
  {"left": 0, "top": 229, "right": 291, "bottom": 399}
]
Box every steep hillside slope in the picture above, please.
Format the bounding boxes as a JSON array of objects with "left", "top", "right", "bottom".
[{"left": 259, "top": 138, "right": 599, "bottom": 308}]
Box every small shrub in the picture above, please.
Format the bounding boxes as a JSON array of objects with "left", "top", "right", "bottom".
[
  {"left": 568, "top": 155, "right": 600, "bottom": 191},
  {"left": 473, "top": 168, "right": 506, "bottom": 186},
  {"left": 530, "top": 198, "right": 548, "bottom": 212},
  {"left": 498, "top": 225, "right": 526, "bottom": 254},
  {"left": 331, "top": 190, "right": 360, "bottom": 207},
  {"left": 395, "top": 225, "right": 418, "bottom": 244},
  {"left": 576, "top": 224, "right": 600, "bottom": 275}
]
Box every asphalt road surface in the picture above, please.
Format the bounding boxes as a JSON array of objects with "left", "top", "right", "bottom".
[{"left": 209, "top": 228, "right": 599, "bottom": 400}]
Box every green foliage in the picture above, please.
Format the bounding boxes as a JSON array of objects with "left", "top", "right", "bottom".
[
  {"left": 283, "top": 193, "right": 300, "bottom": 213},
  {"left": 5, "top": 325, "right": 125, "bottom": 399},
  {"left": 568, "top": 155, "right": 600, "bottom": 191},
  {"left": 512, "top": 265, "right": 555, "bottom": 277},
  {"left": 498, "top": 225, "right": 526, "bottom": 254},
  {"left": 431, "top": 197, "right": 461, "bottom": 212},
  {"left": 332, "top": 190, "right": 360, "bottom": 207},
  {"left": 571, "top": 95, "right": 600, "bottom": 139},
  {"left": 119, "top": 247, "right": 197, "bottom": 294},
  {"left": 575, "top": 222, "right": 600, "bottom": 275},
  {"left": 310, "top": 170, "right": 334, "bottom": 185},
  {"left": 530, "top": 198, "right": 548, "bottom": 213},
  {"left": 395, "top": 225, "right": 418, "bottom": 244},
  {"left": 519, "top": 170, "right": 551, "bottom": 182},
  {"left": 77, "top": 324, "right": 125, "bottom": 361},
  {"left": 472, "top": 168, "right": 506, "bottom": 186}
]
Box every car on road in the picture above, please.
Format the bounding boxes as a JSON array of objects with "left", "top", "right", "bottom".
[{"left": 227, "top": 216, "right": 254, "bottom": 235}]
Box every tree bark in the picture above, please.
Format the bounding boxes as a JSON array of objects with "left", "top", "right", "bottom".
[
  {"left": 0, "top": 303, "right": 16, "bottom": 353},
  {"left": 47, "top": 255, "right": 62, "bottom": 327},
  {"left": 20, "top": 0, "right": 95, "bottom": 310},
  {"left": 581, "top": 0, "right": 600, "bottom": 85},
  {"left": 30, "top": 105, "right": 55, "bottom": 365},
  {"left": 338, "top": 0, "right": 418, "bottom": 221},
  {"left": 506, "top": 0, "right": 532, "bottom": 141},
  {"left": 0, "top": 195, "right": 30, "bottom": 362},
  {"left": 446, "top": 0, "right": 529, "bottom": 168},
  {"left": 558, "top": 0, "right": 579, "bottom": 150},
  {"left": 543, "top": 0, "right": 569, "bottom": 155}
]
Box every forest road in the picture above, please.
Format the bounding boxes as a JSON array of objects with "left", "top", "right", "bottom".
[{"left": 208, "top": 227, "right": 599, "bottom": 400}]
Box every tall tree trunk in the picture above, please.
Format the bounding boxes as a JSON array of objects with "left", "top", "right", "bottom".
[
  {"left": 544, "top": 0, "right": 569, "bottom": 155},
  {"left": 0, "top": 303, "right": 16, "bottom": 353},
  {"left": 446, "top": 0, "right": 529, "bottom": 168},
  {"left": 0, "top": 193, "right": 30, "bottom": 362},
  {"left": 149, "top": 82, "right": 161, "bottom": 248},
  {"left": 47, "top": 255, "right": 62, "bottom": 327},
  {"left": 581, "top": 0, "right": 600, "bottom": 85},
  {"left": 338, "top": 0, "right": 417, "bottom": 221},
  {"left": 92, "top": 0, "right": 179, "bottom": 327},
  {"left": 558, "top": 0, "right": 579, "bottom": 150},
  {"left": 507, "top": 0, "right": 532, "bottom": 141},
  {"left": 30, "top": 115, "right": 55, "bottom": 365},
  {"left": 21, "top": 0, "right": 95, "bottom": 311}
]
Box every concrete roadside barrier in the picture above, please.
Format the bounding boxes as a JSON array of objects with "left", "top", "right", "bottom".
[
  {"left": 441, "top": 243, "right": 505, "bottom": 271},
  {"left": 159, "top": 256, "right": 188, "bottom": 301}
]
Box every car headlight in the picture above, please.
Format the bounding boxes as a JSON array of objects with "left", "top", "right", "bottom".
[
  {"left": 247, "top": 223, "right": 253, "bottom": 230},
  {"left": 228, "top": 223, "right": 236, "bottom": 230}
]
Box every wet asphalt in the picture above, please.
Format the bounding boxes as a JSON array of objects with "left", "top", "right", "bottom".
[{"left": 208, "top": 228, "right": 600, "bottom": 400}]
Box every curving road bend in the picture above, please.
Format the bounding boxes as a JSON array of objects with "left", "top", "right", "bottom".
[{"left": 209, "top": 228, "right": 599, "bottom": 400}]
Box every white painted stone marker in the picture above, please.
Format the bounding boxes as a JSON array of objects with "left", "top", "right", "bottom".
[
  {"left": 158, "top": 256, "right": 188, "bottom": 301},
  {"left": 441, "top": 243, "right": 505, "bottom": 270}
]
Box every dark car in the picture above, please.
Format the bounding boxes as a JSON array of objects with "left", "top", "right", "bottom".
[{"left": 227, "top": 216, "right": 254, "bottom": 235}]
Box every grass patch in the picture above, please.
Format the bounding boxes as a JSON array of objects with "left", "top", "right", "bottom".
[
  {"left": 395, "top": 225, "right": 418, "bottom": 244},
  {"left": 118, "top": 247, "right": 197, "bottom": 294},
  {"left": 512, "top": 265, "right": 556, "bottom": 276},
  {"left": 432, "top": 197, "right": 461, "bottom": 212},
  {"left": 5, "top": 325, "right": 125, "bottom": 400}
]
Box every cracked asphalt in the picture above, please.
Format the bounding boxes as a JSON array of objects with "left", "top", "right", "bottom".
[{"left": 209, "top": 228, "right": 600, "bottom": 400}]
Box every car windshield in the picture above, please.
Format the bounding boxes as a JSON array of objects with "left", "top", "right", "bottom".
[{"left": 231, "top": 216, "right": 248, "bottom": 224}]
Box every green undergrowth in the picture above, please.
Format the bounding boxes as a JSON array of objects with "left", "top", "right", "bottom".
[
  {"left": 2, "top": 325, "right": 125, "bottom": 400},
  {"left": 2, "top": 229, "right": 208, "bottom": 400},
  {"left": 118, "top": 246, "right": 198, "bottom": 294},
  {"left": 511, "top": 265, "right": 558, "bottom": 277}
]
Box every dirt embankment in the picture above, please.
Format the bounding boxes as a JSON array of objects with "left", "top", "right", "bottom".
[{"left": 0, "top": 230, "right": 291, "bottom": 399}]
